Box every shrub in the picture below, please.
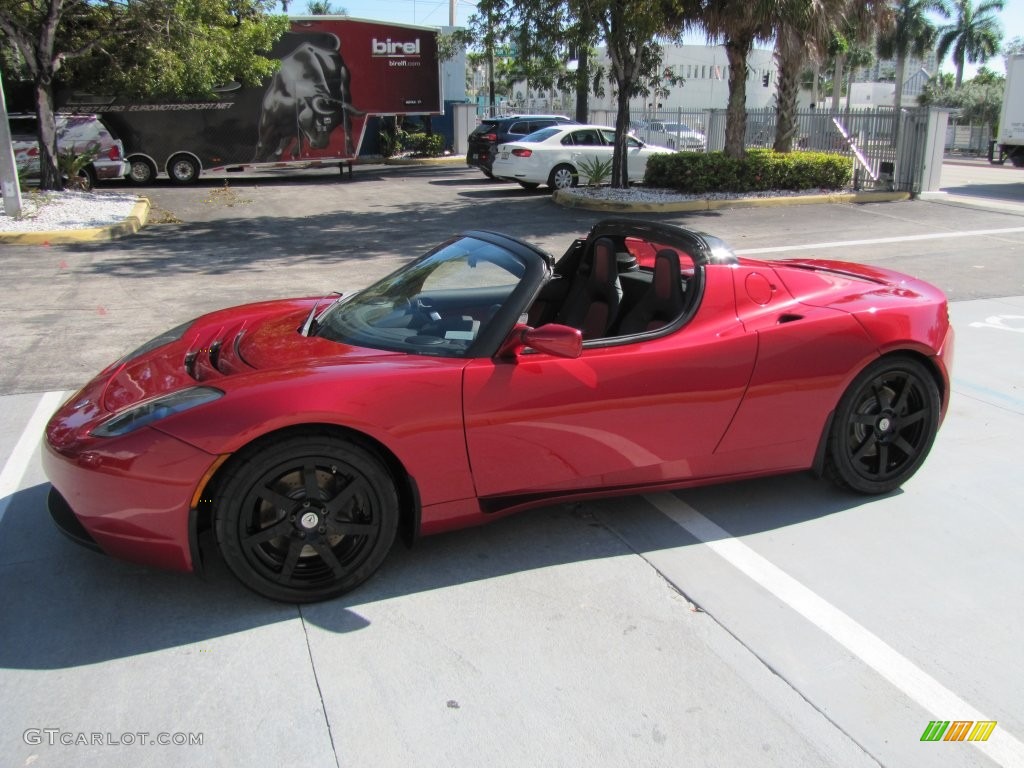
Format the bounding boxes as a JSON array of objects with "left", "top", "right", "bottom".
[
  {"left": 576, "top": 155, "right": 613, "bottom": 186},
  {"left": 402, "top": 132, "right": 445, "bottom": 157},
  {"left": 644, "top": 149, "right": 853, "bottom": 193}
]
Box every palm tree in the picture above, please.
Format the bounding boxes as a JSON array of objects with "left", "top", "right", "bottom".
[
  {"left": 773, "top": 0, "right": 851, "bottom": 152},
  {"left": 876, "top": 0, "right": 949, "bottom": 116},
  {"left": 935, "top": 0, "right": 1003, "bottom": 88},
  {"left": 701, "top": 0, "right": 776, "bottom": 158}
]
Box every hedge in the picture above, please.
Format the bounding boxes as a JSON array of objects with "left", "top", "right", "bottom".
[{"left": 644, "top": 149, "right": 853, "bottom": 194}]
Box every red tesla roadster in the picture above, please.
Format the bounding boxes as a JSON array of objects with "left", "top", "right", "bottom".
[{"left": 43, "top": 219, "right": 953, "bottom": 602}]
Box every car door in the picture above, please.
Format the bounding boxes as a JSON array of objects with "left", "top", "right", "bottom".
[
  {"left": 599, "top": 128, "right": 657, "bottom": 182},
  {"left": 460, "top": 281, "right": 758, "bottom": 499},
  {"left": 557, "top": 128, "right": 610, "bottom": 181}
]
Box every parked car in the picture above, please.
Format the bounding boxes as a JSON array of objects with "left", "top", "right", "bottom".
[
  {"left": 640, "top": 121, "right": 706, "bottom": 151},
  {"left": 491, "top": 124, "right": 674, "bottom": 190},
  {"left": 466, "top": 114, "right": 577, "bottom": 177},
  {"left": 43, "top": 219, "right": 952, "bottom": 603},
  {"left": 8, "top": 113, "right": 129, "bottom": 190}
]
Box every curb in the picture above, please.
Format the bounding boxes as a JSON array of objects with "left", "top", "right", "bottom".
[
  {"left": 0, "top": 197, "right": 151, "bottom": 246},
  {"left": 552, "top": 189, "right": 911, "bottom": 213}
]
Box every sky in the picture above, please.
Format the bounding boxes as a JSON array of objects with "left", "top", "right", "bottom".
[{"left": 306, "top": 0, "right": 1024, "bottom": 77}]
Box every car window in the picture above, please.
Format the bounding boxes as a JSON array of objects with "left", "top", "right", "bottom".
[
  {"left": 470, "top": 121, "right": 500, "bottom": 137},
  {"left": 569, "top": 129, "right": 603, "bottom": 146},
  {"left": 508, "top": 121, "right": 530, "bottom": 135},
  {"left": 9, "top": 118, "right": 36, "bottom": 137},
  {"left": 528, "top": 120, "right": 555, "bottom": 132}
]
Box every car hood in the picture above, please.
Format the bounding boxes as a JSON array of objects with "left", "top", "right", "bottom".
[{"left": 100, "top": 298, "right": 401, "bottom": 413}]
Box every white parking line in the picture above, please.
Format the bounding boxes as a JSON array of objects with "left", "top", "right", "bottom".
[
  {"left": 0, "top": 390, "right": 66, "bottom": 525},
  {"left": 735, "top": 226, "right": 1024, "bottom": 255},
  {"left": 646, "top": 492, "right": 1024, "bottom": 767}
]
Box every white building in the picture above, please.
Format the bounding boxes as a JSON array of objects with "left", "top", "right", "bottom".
[
  {"left": 469, "top": 43, "right": 780, "bottom": 116},
  {"left": 589, "top": 45, "right": 779, "bottom": 112}
]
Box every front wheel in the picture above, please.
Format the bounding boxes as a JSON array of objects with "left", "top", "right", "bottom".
[
  {"left": 168, "top": 154, "right": 200, "bottom": 184},
  {"left": 548, "top": 163, "right": 577, "bottom": 190},
  {"left": 214, "top": 433, "right": 399, "bottom": 602},
  {"left": 824, "top": 356, "right": 941, "bottom": 494}
]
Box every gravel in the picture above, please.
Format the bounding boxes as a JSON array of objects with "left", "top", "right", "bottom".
[{"left": 0, "top": 190, "right": 141, "bottom": 232}]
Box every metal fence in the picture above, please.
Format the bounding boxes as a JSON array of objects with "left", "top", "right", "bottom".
[{"left": 480, "top": 102, "right": 934, "bottom": 193}]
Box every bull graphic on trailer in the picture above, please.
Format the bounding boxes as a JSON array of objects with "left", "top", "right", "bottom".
[
  {"left": 255, "top": 34, "right": 365, "bottom": 162},
  {"left": 58, "top": 17, "right": 442, "bottom": 184}
]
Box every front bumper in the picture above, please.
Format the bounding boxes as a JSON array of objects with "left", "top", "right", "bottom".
[{"left": 42, "top": 424, "right": 219, "bottom": 573}]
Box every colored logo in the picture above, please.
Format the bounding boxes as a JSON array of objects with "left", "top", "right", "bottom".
[{"left": 921, "top": 721, "right": 997, "bottom": 742}]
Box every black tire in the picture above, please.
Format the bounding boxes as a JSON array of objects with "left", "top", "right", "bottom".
[
  {"left": 1010, "top": 150, "right": 1024, "bottom": 168},
  {"left": 77, "top": 166, "right": 95, "bottom": 192},
  {"left": 518, "top": 181, "right": 540, "bottom": 190},
  {"left": 127, "top": 157, "right": 156, "bottom": 185},
  {"left": 168, "top": 154, "right": 200, "bottom": 184},
  {"left": 214, "top": 433, "right": 399, "bottom": 602},
  {"left": 548, "top": 163, "right": 578, "bottom": 190},
  {"left": 482, "top": 169, "right": 495, "bottom": 179},
  {"left": 824, "top": 356, "right": 941, "bottom": 494}
]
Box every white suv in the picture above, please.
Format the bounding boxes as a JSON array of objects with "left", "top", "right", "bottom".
[{"left": 9, "top": 113, "right": 129, "bottom": 190}]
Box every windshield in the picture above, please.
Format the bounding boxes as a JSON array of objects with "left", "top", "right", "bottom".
[{"left": 316, "top": 236, "right": 528, "bottom": 357}]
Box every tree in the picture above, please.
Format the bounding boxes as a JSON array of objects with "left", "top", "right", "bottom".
[
  {"left": 0, "top": 0, "right": 286, "bottom": 190},
  {"left": 875, "top": 0, "right": 949, "bottom": 116},
  {"left": 919, "top": 69, "right": 1002, "bottom": 126},
  {"left": 588, "top": 0, "right": 694, "bottom": 186},
  {"left": 306, "top": 1, "right": 345, "bottom": 13},
  {"left": 772, "top": 0, "right": 851, "bottom": 152},
  {"left": 935, "top": 0, "right": 1003, "bottom": 88},
  {"left": 701, "top": 0, "right": 776, "bottom": 158}
]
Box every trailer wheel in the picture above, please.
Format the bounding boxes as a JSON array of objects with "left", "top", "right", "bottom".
[
  {"left": 127, "top": 157, "right": 157, "bottom": 185},
  {"left": 168, "top": 154, "right": 200, "bottom": 184},
  {"left": 1011, "top": 150, "right": 1024, "bottom": 168}
]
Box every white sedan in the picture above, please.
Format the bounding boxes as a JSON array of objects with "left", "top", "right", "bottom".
[{"left": 490, "top": 124, "right": 674, "bottom": 190}]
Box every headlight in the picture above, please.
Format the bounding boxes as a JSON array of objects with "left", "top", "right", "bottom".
[{"left": 91, "top": 387, "right": 223, "bottom": 437}]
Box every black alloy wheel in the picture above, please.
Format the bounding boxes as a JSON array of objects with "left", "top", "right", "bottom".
[
  {"left": 215, "top": 434, "right": 398, "bottom": 602},
  {"left": 825, "top": 356, "right": 941, "bottom": 494}
]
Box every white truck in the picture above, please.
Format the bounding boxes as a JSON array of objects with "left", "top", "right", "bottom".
[{"left": 995, "top": 53, "right": 1024, "bottom": 167}]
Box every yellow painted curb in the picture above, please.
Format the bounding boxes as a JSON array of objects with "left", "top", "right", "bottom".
[
  {"left": 382, "top": 155, "right": 466, "bottom": 167},
  {"left": 552, "top": 189, "right": 911, "bottom": 212},
  {"left": 0, "top": 197, "right": 151, "bottom": 246}
]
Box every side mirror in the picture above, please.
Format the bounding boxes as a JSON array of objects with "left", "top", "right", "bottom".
[{"left": 498, "top": 323, "right": 582, "bottom": 359}]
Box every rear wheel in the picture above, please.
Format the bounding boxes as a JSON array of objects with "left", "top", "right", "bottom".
[
  {"left": 127, "top": 157, "right": 156, "bottom": 185},
  {"left": 825, "top": 356, "right": 940, "bottom": 494},
  {"left": 548, "top": 163, "right": 577, "bottom": 190},
  {"left": 168, "top": 154, "right": 200, "bottom": 184},
  {"left": 214, "top": 433, "right": 398, "bottom": 602},
  {"left": 1010, "top": 149, "right": 1024, "bottom": 168}
]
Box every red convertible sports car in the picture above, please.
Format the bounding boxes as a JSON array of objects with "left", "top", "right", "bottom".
[{"left": 44, "top": 219, "right": 953, "bottom": 602}]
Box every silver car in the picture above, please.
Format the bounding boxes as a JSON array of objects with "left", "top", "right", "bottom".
[{"left": 9, "top": 113, "right": 130, "bottom": 190}]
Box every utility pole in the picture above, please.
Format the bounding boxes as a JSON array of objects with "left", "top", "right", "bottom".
[
  {"left": 0, "top": 69, "right": 24, "bottom": 219},
  {"left": 450, "top": 0, "right": 456, "bottom": 26}
]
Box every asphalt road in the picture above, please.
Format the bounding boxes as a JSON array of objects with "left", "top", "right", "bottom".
[{"left": 1, "top": 162, "right": 1022, "bottom": 767}]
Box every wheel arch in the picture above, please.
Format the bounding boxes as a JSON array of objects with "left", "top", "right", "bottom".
[{"left": 191, "top": 422, "right": 422, "bottom": 569}]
